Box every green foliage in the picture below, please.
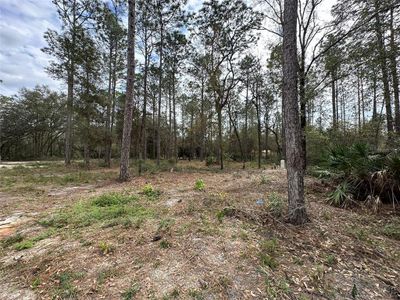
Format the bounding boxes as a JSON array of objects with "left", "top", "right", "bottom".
[
  {"left": 160, "top": 240, "right": 171, "bottom": 249},
  {"left": 14, "top": 240, "right": 34, "bottom": 251},
  {"left": 260, "top": 175, "right": 268, "bottom": 184},
  {"left": 142, "top": 184, "right": 161, "bottom": 199},
  {"left": 1, "top": 233, "right": 24, "bottom": 248},
  {"left": 194, "top": 179, "right": 205, "bottom": 191},
  {"left": 381, "top": 223, "right": 400, "bottom": 240},
  {"left": 39, "top": 192, "right": 153, "bottom": 228},
  {"left": 53, "top": 272, "right": 84, "bottom": 299},
  {"left": 260, "top": 239, "right": 279, "bottom": 269},
  {"left": 267, "top": 193, "right": 284, "bottom": 217},
  {"left": 98, "top": 241, "right": 115, "bottom": 255},
  {"left": 122, "top": 283, "right": 140, "bottom": 300},
  {"left": 325, "top": 254, "right": 337, "bottom": 266},
  {"left": 328, "top": 181, "right": 354, "bottom": 208},
  {"left": 327, "top": 144, "right": 400, "bottom": 206}
]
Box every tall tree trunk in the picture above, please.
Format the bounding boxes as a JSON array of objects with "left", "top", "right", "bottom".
[
  {"left": 65, "top": 71, "right": 74, "bottom": 165},
  {"left": 331, "top": 72, "right": 337, "bottom": 130},
  {"left": 173, "top": 72, "right": 177, "bottom": 163},
  {"left": 357, "top": 73, "right": 361, "bottom": 133},
  {"left": 105, "top": 43, "right": 113, "bottom": 168},
  {"left": 282, "top": 0, "right": 309, "bottom": 225},
  {"left": 119, "top": 0, "right": 136, "bottom": 181},
  {"left": 373, "top": 74, "right": 377, "bottom": 120},
  {"left": 390, "top": 7, "right": 400, "bottom": 133},
  {"left": 264, "top": 110, "right": 269, "bottom": 160},
  {"left": 200, "top": 74, "right": 205, "bottom": 162},
  {"left": 255, "top": 101, "right": 261, "bottom": 169},
  {"left": 228, "top": 103, "right": 245, "bottom": 169},
  {"left": 157, "top": 13, "right": 163, "bottom": 166},
  {"left": 217, "top": 105, "right": 223, "bottom": 170},
  {"left": 374, "top": 1, "right": 394, "bottom": 136},
  {"left": 139, "top": 39, "right": 149, "bottom": 175},
  {"left": 299, "top": 50, "right": 307, "bottom": 170}
]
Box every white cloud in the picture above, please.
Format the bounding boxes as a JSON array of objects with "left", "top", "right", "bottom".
[{"left": 0, "top": 0, "right": 62, "bottom": 96}]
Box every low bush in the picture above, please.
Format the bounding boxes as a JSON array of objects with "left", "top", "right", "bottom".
[{"left": 327, "top": 143, "right": 399, "bottom": 207}]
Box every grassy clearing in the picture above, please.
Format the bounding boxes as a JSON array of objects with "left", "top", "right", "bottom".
[
  {"left": 0, "top": 163, "right": 117, "bottom": 194},
  {"left": 39, "top": 192, "right": 154, "bottom": 229}
]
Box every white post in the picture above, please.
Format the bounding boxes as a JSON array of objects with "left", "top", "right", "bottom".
[{"left": 280, "top": 159, "right": 286, "bottom": 169}]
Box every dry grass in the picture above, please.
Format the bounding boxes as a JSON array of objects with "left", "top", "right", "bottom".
[{"left": 0, "top": 161, "right": 399, "bottom": 299}]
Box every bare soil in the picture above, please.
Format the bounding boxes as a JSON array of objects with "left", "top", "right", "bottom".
[{"left": 0, "top": 162, "right": 399, "bottom": 300}]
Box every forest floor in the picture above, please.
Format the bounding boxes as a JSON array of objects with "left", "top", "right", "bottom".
[{"left": 0, "top": 160, "right": 399, "bottom": 300}]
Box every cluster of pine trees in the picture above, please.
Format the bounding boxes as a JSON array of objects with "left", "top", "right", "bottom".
[{"left": 0, "top": 0, "right": 399, "bottom": 180}]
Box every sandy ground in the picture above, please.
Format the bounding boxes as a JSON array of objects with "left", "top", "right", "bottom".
[{"left": 0, "top": 163, "right": 399, "bottom": 300}]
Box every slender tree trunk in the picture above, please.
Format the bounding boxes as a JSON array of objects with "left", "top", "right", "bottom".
[
  {"left": 390, "top": 7, "right": 400, "bottom": 133},
  {"left": 105, "top": 43, "right": 113, "bottom": 168},
  {"left": 299, "top": 50, "right": 307, "bottom": 170},
  {"left": 228, "top": 103, "right": 245, "bottom": 169},
  {"left": 331, "top": 73, "right": 337, "bottom": 130},
  {"left": 200, "top": 74, "right": 205, "bottom": 162},
  {"left": 373, "top": 74, "right": 377, "bottom": 120},
  {"left": 264, "top": 110, "right": 269, "bottom": 160},
  {"left": 173, "top": 72, "right": 177, "bottom": 163},
  {"left": 217, "top": 105, "right": 223, "bottom": 170},
  {"left": 139, "top": 39, "right": 149, "bottom": 175},
  {"left": 119, "top": 0, "right": 136, "bottom": 181},
  {"left": 282, "top": 0, "right": 309, "bottom": 225},
  {"left": 256, "top": 102, "right": 261, "bottom": 169},
  {"left": 65, "top": 71, "right": 74, "bottom": 165},
  {"left": 374, "top": 1, "right": 394, "bottom": 136},
  {"left": 357, "top": 73, "right": 361, "bottom": 133},
  {"left": 157, "top": 14, "right": 163, "bottom": 166}
]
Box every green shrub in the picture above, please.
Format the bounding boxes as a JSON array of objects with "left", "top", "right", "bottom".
[
  {"left": 267, "top": 193, "right": 284, "bottom": 217},
  {"left": 327, "top": 144, "right": 400, "bottom": 206},
  {"left": 194, "top": 179, "right": 205, "bottom": 191},
  {"left": 14, "top": 240, "right": 34, "bottom": 251},
  {"left": 142, "top": 184, "right": 161, "bottom": 199}
]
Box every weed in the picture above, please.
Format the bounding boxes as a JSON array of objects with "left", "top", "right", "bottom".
[
  {"left": 160, "top": 240, "right": 171, "bottom": 249},
  {"left": 188, "top": 289, "right": 204, "bottom": 299},
  {"left": 92, "top": 192, "right": 137, "bottom": 207},
  {"left": 381, "top": 223, "right": 400, "bottom": 240},
  {"left": 142, "top": 184, "right": 161, "bottom": 199},
  {"left": 97, "top": 267, "right": 117, "bottom": 285},
  {"left": 260, "top": 175, "right": 268, "bottom": 184},
  {"left": 31, "top": 277, "right": 41, "bottom": 289},
  {"left": 322, "top": 211, "right": 332, "bottom": 221},
  {"left": 163, "top": 288, "right": 180, "bottom": 299},
  {"left": 98, "top": 241, "right": 115, "bottom": 255},
  {"left": 158, "top": 218, "right": 175, "bottom": 233},
  {"left": 261, "top": 239, "right": 278, "bottom": 253},
  {"left": 216, "top": 207, "right": 234, "bottom": 223},
  {"left": 325, "top": 254, "right": 337, "bottom": 266},
  {"left": 260, "top": 253, "right": 278, "bottom": 269},
  {"left": 346, "top": 226, "right": 369, "bottom": 241},
  {"left": 53, "top": 272, "right": 84, "bottom": 299},
  {"left": 14, "top": 240, "right": 34, "bottom": 251},
  {"left": 122, "top": 282, "right": 140, "bottom": 300},
  {"left": 218, "top": 276, "right": 232, "bottom": 289},
  {"left": 1, "top": 233, "right": 23, "bottom": 248},
  {"left": 310, "top": 265, "right": 325, "bottom": 284},
  {"left": 260, "top": 239, "right": 279, "bottom": 269},
  {"left": 194, "top": 179, "right": 205, "bottom": 191},
  {"left": 267, "top": 193, "right": 284, "bottom": 217}
]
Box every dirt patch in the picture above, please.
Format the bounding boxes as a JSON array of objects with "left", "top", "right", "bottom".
[{"left": 0, "top": 163, "right": 399, "bottom": 299}]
